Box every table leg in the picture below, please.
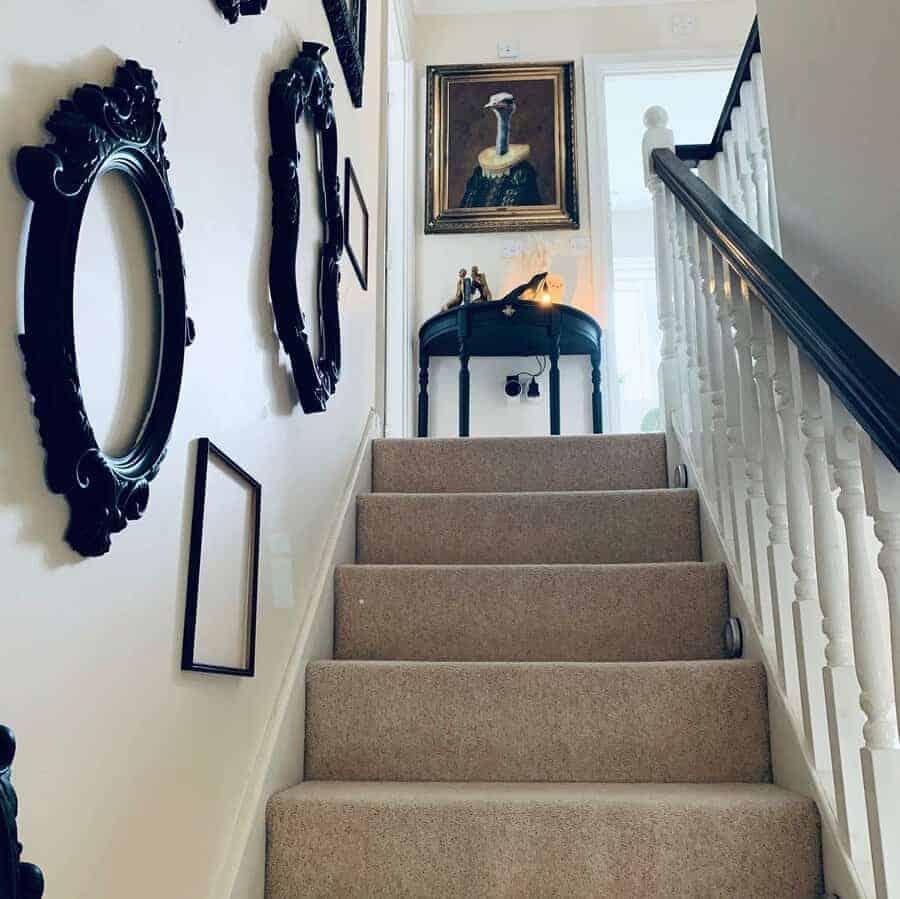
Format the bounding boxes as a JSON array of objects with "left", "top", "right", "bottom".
[
  {"left": 458, "top": 353, "right": 470, "bottom": 437},
  {"left": 590, "top": 351, "right": 603, "bottom": 434},
  {"left": 417, "top": 354, "right": 430, "bottom": 438},
  {"left": 549, "top": 350, "right": 560, "bottom": 435}
]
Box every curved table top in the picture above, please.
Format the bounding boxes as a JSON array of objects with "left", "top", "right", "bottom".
[{"left": 419, "top": 299, "right": 602, "bottom": 358}]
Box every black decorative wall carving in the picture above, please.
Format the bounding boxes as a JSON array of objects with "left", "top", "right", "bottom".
[
  {"left": 1, "top": 726, "right": 44, "bottom": 899},
  {"left": 16, "top": 61, "right": 194, "bottom": 557},
  {"left": 268, "top": 43, "right": 344, "bottom": 414},
  {"left": 323, "top": 0, "right": 366, "bottom": 108},
  {"left": 215, "top": 0, "right": 267, "bottom": 24}
]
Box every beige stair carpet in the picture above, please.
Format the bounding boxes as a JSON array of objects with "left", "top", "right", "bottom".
[
  {"left": 357, "top": 489, "right": 700, "bottom": 565},
  {"left": 267, "top": 782, "right": 822, "bottom": 899},
  {"left": 372, "top": 433, "right": 668, "bottom": 494},
  {"left": 335, "top": 561, "right": 729, "bottom": 662},
  {"left": 266, "top": 434, "right": 823, "bottom": 897}
]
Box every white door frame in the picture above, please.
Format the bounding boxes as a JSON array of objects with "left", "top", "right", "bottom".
[
  {"left": 384, "top": 0, "right": 416, "bottom": 437},
  {"left": 582, "top": 50, "right": 736, "bottom": 435}
]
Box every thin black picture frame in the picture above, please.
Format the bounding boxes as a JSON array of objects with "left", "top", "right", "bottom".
[
  {"left": 344, "top": 157, "right": 369, "bottom": 291},
  {"left": 182, "top": 438, "right": 261, "bottom": 678}
]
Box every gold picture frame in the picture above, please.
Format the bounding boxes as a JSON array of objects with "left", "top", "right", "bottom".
[{"left": 425, "top": 61, "right": 579, "bottom": 234}]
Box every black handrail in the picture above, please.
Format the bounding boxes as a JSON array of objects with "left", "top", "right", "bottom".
[
  {"left": 675, "top": 17, "right": 760, "bottom": 166},
  {"left": 652, "top": 147, "right": 900, "bottom": 471}
]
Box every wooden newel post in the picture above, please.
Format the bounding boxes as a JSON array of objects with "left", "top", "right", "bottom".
[
  {"left": 458, "top": 302, "right": 471, "bottom": 437},
  {"left": 590, "top": 350, "right": 603, "bottom": 434},
  {"left": 549, "top": 307, "right": 561, "bottom": 435}
]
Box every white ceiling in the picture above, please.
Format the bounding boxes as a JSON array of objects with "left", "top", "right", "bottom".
[{"left": 414, "top": 0, "right": 711, "bottom": 17}]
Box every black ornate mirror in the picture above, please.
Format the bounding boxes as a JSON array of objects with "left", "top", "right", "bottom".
[
  {"left": 16, "top": 61, "right": 194, "bottom": 557},
  {"left": 268, "top": 42, "right": 344, "bottom": 414},
  {"left": 215, "top": 0, "right": 267, "bottom": 24}
]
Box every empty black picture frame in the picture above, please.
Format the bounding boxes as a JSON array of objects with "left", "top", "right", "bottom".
[
  {"left": 182, "top": 439, "right": 261, "bottom": 678},
  {"left": 344, "top": 157, "right": 369, "bottom": 290},
  {"left": 323, "top": 0, "right": 366, "bottom": 107},
  {"left": 16, "top": 60, "right": 195, "bottom": 558}
]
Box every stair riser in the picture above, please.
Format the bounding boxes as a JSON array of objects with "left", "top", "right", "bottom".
[
  {"left": 373, "top": 434, "right": 668, "bottom": 494},
  {"left": 335, "top": 563, "right": 729, "bottom": 662},
  {"left": 267, "top": 784, "right": 822, "bottom": 899},
  {"left": 357, "top": 490, "right": 700, "bottom": 565},
  {"left": 305, "top": 661, "right": 771, "bottom": 783}
]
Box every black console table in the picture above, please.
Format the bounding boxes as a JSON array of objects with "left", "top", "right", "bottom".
[{"left": 417, "top": 299, "right": 603, "bottom": 437}]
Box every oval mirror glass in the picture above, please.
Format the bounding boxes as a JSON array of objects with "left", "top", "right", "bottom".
[{"left": 73, "top": 169, "right": 162, "bottom": 460}]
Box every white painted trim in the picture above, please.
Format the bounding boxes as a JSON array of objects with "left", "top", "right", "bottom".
[
  {"left": 582, "top": 50, "right": 736, "bottom": 435},
  {"left": 415, "top": 0, "right": 719, "bottom": 16},
  {"left": 213, "top": 408, "right": 380, "bottom": 899},
  {"left": 391, "top": 0, "right": 416, "bottom": 62},
  {"left": 669, "top": 417, "right": 867, "bottom": 899}
]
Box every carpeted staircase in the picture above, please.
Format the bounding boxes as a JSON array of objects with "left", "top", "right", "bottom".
[{"left": 266, "top": 434, "right": 824, "bottom": 898}]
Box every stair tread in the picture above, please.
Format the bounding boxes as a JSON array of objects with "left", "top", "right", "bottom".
[
  {"left": 357, "top": 488, "right": 700, "bottom": 565},
  {"left": 373, "top": 433, "right": 668, "bottom": 494},
  {"left": 335, "top": 561, "right": 728, "bottom": 662},
  {"left": 267, "top": 782, "right": 822, "bottom": 899},
  {"left": 305, "top": 659, "right": 770, "bottom": 784}
]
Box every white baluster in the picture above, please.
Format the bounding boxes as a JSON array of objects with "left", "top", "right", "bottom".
[
  {"left": 714, "top": 152, "right": 731, "bottom": 209},
  {"left": 740, "top": 79, "right": 774, "bottom": 246},
  {"left": 665, "top": 189, "right": 691, "bottom": 437},
  {"left": 714, "top": 252, "right": 750, "bottom": 585},
  {"left": 749, "top": 54, "right": 782, "bottom": 253},
  {"left": 643, "top": 108, "right": 679, "bottom": 468},
  {"left": 859, "top": 430, "right": 900, "bottom": 899},
  {"left": 748, "top": 293, "right": 797, "bottom": 699},
  {"left": 794, "top": 349, "right": 872, "bottom": 880},
  {"left": 731, "top": 106, "right": 759, "bottom": 233},
  {"left": 676, "top": 204, "right": 704, "bottom": 468},
  {"left": 687, "top": 215, "right": 716, "bottom": 496},
  {"left": 722, "top": 131, "right": 748, "bottom": 222},
  {"left": 771, "top": 322, "right": 832, "bottom": 773},
  {"left": 729, "top": 267, "right": 772, "bottom": 633},
  {"left": 828, "top": 397, "right": 900, "bottom": 899}
]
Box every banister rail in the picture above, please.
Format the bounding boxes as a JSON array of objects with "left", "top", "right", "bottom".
[
  {"left": 675, "top": 17, "right": 760, "bottom": 165},
  {"left": 652, "top": 146, "right": 900, "bottom": 471}
]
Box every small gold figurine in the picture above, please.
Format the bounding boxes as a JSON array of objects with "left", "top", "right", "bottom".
[
  {"left": 442, "top": 268, "right": 468, "bottom": 311},
  {"left": 471, "top": 266, "right": 492, "bottom": 302}
]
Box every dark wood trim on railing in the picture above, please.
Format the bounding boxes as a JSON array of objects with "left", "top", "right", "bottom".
[
  {"left": 652, "top": 147, "right": 900, "bottom": 471},
  {"left": 675, "top": 17, "right": 760, "bottom": 166}
]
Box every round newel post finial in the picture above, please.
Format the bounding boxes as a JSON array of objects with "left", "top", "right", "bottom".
[{"left": 642, "top": 105, "right": 674, "bottom": 190}]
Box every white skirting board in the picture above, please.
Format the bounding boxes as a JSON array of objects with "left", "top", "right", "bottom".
[
  {"left": 668, "top": 418, "right": 867, "bottom": 899},
  {"left": 211, "top": 408, "right": 380, "bottom": 899}
]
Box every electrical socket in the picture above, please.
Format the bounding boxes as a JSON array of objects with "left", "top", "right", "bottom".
[{"left": 497, "top": 40, "right": 520, "bottom": 59}]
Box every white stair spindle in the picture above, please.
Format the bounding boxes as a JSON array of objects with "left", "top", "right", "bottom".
[
  {"left": 794, "top": 349, "right": 872, "bottom": 880},
  {"left": 739, "top": 79, "right": 774, "bottom": 246},
  {"left": 748, "top": 293, "right": 797, "bottom": 700},
  {"left": 828, "top": 396, "right": 900, "bottom": 899},
  {"left": 729, "top": 267, "right": 772, "bottom": 633},
  {"left": 687, "top": 215, "right": 716, "bottom": 496},
  {"left": 713, "top": 251, "right": 750, "bottom": 586},
  {"left": 714, "top": 152, "right": 731, "bottom": 209},
  {"left": 859, "top": 430, "right": 900, "bottom": 899},
  {"left": 749, "top": 54, "right": 782, "bottom": 253},
  {"left": 665, "top": 189, "right": 691, "bottom": 436},
  {"left": 676, "top": 204, "right": 703, "bottom": 468},
  {"left": 731, "top": 106, "right": 759, "bottom": 233},
  {"left": 722, "top": 131, "right": 748, "bottom": 223},
  {"left": 770, "top": 322, "right": 832, "bottom": 773},
  {"left": 642, "top": 108, "right": 680, "bottom": 467}
]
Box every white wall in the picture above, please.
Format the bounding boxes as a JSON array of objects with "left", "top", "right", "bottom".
[
  {"left": 0, "top": 1, "right": 384, "bottom": 897},
  {"left": 414, "top": 0, "right": 755, "bottom": 437},
  {"left": 756, "top": 0, "right": 900, "bottom": 374}
]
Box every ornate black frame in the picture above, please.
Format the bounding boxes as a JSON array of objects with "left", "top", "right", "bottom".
[
  {"left": 323, "top": 0, "right": 366, "bottom": 108},
  {"left": 268, "top": 43, "right": 344, "bottom": 414},
  {"left": 16, "top": 61, "right": 194, "bottom": 558},
  {"left": 182, "top": 438, "right": 261, "bottom": 678},
  {"left": 1, "top": 726, "right": 44, "bottom": 899},
  {"left": 214, "top": 0, "right": 267, "bottom": 24},
  {"left": 344, "top": 157, "right": 369, "bottom": 291}
]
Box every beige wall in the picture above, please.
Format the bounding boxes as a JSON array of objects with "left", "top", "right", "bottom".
[
  {"left": 414, "top": 0, "right": 754, "bottom": 436},
  {"left": 0, "top": 1, "right": 384, "bottom": 897},
  {"left": 756, "top": 0, "right": 900, "bottom": 373}
]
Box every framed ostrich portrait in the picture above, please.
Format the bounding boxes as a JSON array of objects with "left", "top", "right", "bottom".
[{"left": 425, "top": 61, "right": 579, "bottom": 234}]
